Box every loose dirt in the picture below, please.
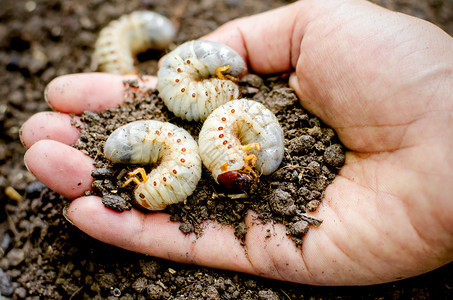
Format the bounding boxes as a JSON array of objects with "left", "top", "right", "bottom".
[{"left": 1, "top": 0, "right": 453, "bottom": 298}]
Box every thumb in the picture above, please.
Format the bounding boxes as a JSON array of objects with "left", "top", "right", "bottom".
[{"left": 200, "top": 1, "right": 318, "bottom": 74}]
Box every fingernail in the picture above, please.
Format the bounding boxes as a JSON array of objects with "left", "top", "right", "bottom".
[
  {"left": 288, "top": 72, "right": 298, "bottom": 89},
  {"left": 18, "top": 123, "right": 26, "bottom": 147},
  {"left": 23, "top": 151, "right": 32, "bottom": 174},
  {"left": 62, "top": 206, "right": 75, "bottom": 225},
  {"left": 288, "top": 72, "right": 304, "bottom": 103},
  {"left": 43, "top": 78, "right": 60, "bottom": 111},
  {"left": 43, "top": 83, "right": 53, "bottom": 108}
]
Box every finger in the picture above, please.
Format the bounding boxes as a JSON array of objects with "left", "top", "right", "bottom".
[
  {"left": 24, "top": 140, "right": 94, "bottom": 199},
  {"left": 64, "top": 162, "right": 449, "bottom": 285},
  {"left": 67, "top": 195, "right": 357, "bottom": 284},
  {"left": 67, "top": 194, "right": 342, "bottom": 284},
  {"left": 67, "top": 196, "right": 255, "bottom": 274},
  {"left": 201, "top": 1, "right": 343, "bottom": 74},
  {"left": 201, "top": 3, "right": 299, "bottom": 74},
  {"left": 45, "top": 73, "right": 157, "bottom": 114},
  {"left": 20, "top": 112, "right": 82, "bottom": 148}
]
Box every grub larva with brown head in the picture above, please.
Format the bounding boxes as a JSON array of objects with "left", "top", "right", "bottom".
[
  {"left": 93, "top": 11, "right": 175, "bottom": 74},
  {"left": 104, "top": 120, "right": 201, "bottom": 210},
  {"left": 198, "top": 99, "right": 284, "bottom": 191},
  {"left": 157, "top": 40, "right": 246, "bottom": 121}
]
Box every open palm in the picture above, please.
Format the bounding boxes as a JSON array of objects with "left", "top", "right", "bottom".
[{"left": 21, "top": 0, "right": 453, "bottom": 285}]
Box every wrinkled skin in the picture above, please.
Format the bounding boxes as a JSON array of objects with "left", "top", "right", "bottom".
[{"left": 21, "top": 0, "right": 453, "bottom": 285}]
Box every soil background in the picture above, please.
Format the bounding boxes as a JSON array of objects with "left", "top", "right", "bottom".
[{"left": 1, "top": 0, "right": 453, "bottom": 299}]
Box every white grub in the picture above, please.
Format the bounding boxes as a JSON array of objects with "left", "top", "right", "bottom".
[
  {"left": 198, "top": 99, "right": 284, "bottom": 191},
  {"left": 157, "top": 40, "right": 245, "bottom": 121},
  {"left": 104, "top": 120, "right": 201, "bottom": 210},
  {"left": 93, "top": 11, "right": 175, "bottom": 74}
]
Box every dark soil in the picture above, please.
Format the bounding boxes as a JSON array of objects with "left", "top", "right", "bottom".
[{"left": 1, "top": 0, "right": 453, "bottom": 299}]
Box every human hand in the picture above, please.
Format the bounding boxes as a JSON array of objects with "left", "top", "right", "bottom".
[{"left": 21, "top": 0, "right": 453, "bottom": 285}]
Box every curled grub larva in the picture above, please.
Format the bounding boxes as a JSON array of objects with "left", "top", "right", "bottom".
[
  {"left": 104, "top": 120, "right": 201, "bottom": 210},
  {"left": 157, "top": 40, "right": 245, "bottom": 121},
  {"left": 93, "top": 11, "right": 175, "bottom": 74},
  {"left": 198, "top": 99, "right": 284, "bottom": 191}
]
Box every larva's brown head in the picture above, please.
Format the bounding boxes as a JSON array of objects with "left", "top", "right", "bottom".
[{"left": 217, "top": 170, "right": 257, "bottom": 193}]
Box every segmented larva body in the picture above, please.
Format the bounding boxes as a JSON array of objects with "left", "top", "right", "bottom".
[
  {"left": 104, "top": 120, "right": 201, "bottom": 210},
  {"left": 157, "top": 40, "right": 245, "bottom": 121},
  {"left": 93, "top": 11, "right": 175, "bottom": 74},
  {"left": 198, "top": 99, "right": 284, "bottom": 190}
]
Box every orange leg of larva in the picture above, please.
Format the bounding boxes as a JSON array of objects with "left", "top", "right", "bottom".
[
  {"left": 122, "top": 177, "right": 142, "bottom": 187},
  {"left": 243, "top": 153, "right": 258, "bottom": 167},
  {"left": 244, "top": 166, "right": 259, "bottom": 179},
  {"left": 242, "top": 164, "right": 259, "bottom": 180},
  {"left": 215, "top": 65, "right": 239, "bottom": 82},
  {"left": 122, "top": 167, "right": 148, "bottom": 187},
  {"left": 239, "top": 142, "right": 261, "bottom": 152},
  {"left": 241, "top": 146, "right": 260, "bottom": 176},
  {"left": 128, "top": 167, "right": 148, "bottom": 180}
]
